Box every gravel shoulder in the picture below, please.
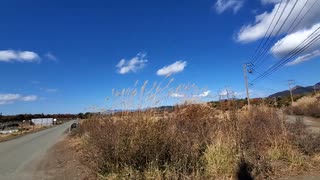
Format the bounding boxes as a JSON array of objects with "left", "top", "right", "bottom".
[{"left": 35, "top": 135, "right": 94, "bottom": 180}]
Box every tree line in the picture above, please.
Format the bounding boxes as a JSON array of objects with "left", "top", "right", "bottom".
[{"left": 0, "top": 112, "right": 93, "bottom": 123}]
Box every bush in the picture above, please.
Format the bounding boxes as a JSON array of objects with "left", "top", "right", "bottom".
[
  {"left": 203, "top": 137, "right": 237, "bottom": 179},
  {"left": 81, "top": 104, "right": 222, "bottom": 178}
]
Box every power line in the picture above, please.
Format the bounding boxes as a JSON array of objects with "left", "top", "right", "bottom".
[
  {"left": 285, "top": 0, "right": 311, "bottom": 33},
  {"left": 272, "top": 0, "right": 318, "bottom": 51},
  {"left": 250, "top": 65, "right": 286, "bottom": 83},
  {"left": 251, "top": 0, "right": 287, "bottom": 65},
  {"left": 252, "top": 33, "right": 320, "bottom": 84},
  {"left": 251, "top": 26, "right": 320, "bottom": 84},
  {"left": 250, "top": 0, "right": 285, "bottom": 65},
  {"left": 244, "top": 0, "right": 318, "bottom": 102},
  {"left": 253, "top": 0, "right": 300, "bottom": 66},
  {"left": 251, "top": 61, "right": 308, "bottom": 87},
  {"left": 251, "top": 0, "right": 318, "bottom": 75}
]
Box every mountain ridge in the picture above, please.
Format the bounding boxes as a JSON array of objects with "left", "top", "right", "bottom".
[{"left": 269, "top": 82, "right": 320, "bottom": 98}]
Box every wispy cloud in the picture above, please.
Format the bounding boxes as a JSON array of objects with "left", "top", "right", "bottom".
[
  {"left": 116, "top": 53, "right": 148, "bottom": 74},
  {"left": 21, "top": 95, "right": 38, "bottom": 102},
  {"left": 0, "top": 93, "right": 38, "bottom": 105},
  {"left": 170, "top": 93, "right": 185, "bottom": 98},
  {"left": 287, "top": 50, "right": 320, "bottom": 66},
  {"left": 157, "top": 61, "right": 187, "bottom": 76},
  {"left": 0, "top": 50, "right": 40, "bottom": 62},
  {"left": 45, "top": 52, "right": 58, "bottom": 62},
  {"left": 214, "top": 0, "right": 244, "bottom": 14}
]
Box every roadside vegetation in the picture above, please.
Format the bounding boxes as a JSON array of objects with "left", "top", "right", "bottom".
[
  {"left": 286, "top": 93, "right": 320, "bottom": 118},
  {"left": 76, "top": 81, "right": 320, "bottom": 179}
]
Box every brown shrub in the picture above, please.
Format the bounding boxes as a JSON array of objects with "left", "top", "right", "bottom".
[
  {"left": 81, "top": 104, "right": 223, "bottom": 178},
  {"left": 239, "top": 106, "right": 285, "bottom": 153}
]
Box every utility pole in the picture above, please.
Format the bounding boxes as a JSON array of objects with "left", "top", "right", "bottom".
[
  {"left": 243, "top": 64, "right": 251, "bottom": 109},
  {"left": 288, "top": 80, "right": 295, "bottom": 105}
]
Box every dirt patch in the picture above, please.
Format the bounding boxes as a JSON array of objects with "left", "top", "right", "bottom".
[{"left": 35, "top": 136, "right": 95, "bottom": 180}]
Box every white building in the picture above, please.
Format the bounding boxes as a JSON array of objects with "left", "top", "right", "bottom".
[{"left": 31, "top": 118, "right": 54, "bottom": 126}]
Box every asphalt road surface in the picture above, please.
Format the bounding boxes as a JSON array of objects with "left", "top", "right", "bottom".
[
  {"left": 0, "top": 121, "right": 74, "bottom": 180},
  {"left": 286, "top": 115, "right": 320, "bottom": 133}
]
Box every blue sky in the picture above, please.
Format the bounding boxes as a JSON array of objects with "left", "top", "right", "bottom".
[{"left": 1, "top": 0, "right": 320, "bottom": 115}]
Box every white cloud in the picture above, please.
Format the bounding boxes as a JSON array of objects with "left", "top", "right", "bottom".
[
  {"left": 21, "top": 95, "right": 38, "bottom": 102},
  {"left": 236, "top": 0, "right": 320, "bottom": 65},
  {"left": 0, "top": 94, "right": 21, "bottom": 102},
  {"left": 116, "top": 53, "right": 147, "bottom": 74},
  {"left": 215, "top": 0, "right": 244, "bottom": 14},
  {"left": 237, "top": 0, "right": 320, "bottom": 43},
  {"left": 19, "top": 51, "right": 38, "bottom": 61},
  {"left": 193, "top": 91, "right": 211, "bottom": 98},
  {"left": 271, "top": 23, "right": 320, "bottom": 64},
  {"left": 157, "top": 61, "right": 187, "bottom": 76},
  {"left": 0, "top": 93, "right": 38, "bottom": 105},
  {"left": 199, "top": 91, "right": 211, "bottom": 97},
  {"left": 287, "top": 50, "right": 320, "bottom": 66},
  {"left": 170, "top": 93, "right": 185, "bottom": 98},
  {"left": 45, "top": 52, "right": 58, "bottom": 62},
  {"left": 0, "top": 50, "right": 40, "bottom": 62}
]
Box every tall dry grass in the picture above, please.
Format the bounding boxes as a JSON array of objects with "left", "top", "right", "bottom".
[
  {"left": 78, "top": 81, "right": 320, "bottom": 179},
  {"left": 286, "top": 93, "right": 320, "bottom": 117}
]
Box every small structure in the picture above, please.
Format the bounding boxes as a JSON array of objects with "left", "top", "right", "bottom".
[{"left": 31, "top": 118, "right": 54, "bottom": 126}]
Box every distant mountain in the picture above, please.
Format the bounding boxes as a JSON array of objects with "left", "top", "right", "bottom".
[{"left": 269, "top": 82, "right": 319, "bottom": 98}]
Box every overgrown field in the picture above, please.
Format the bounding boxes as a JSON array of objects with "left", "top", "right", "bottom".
[{"left": 77, "top": 104, "right": 320, "bottom": 179}]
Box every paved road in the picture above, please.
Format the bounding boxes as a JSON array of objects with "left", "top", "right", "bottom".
[
  {"left": 286, "top": 115, "right": 320, "bottom": 133},
  {"left": 0, "top": 121, "right": 74, "bottom": 180}
]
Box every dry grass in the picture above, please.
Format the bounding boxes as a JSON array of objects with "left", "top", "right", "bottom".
[
  {"left": 286, "top": 93, "right": 320, "bottom": 118},
  {"left": 80, "top": 104, "right": 220, "bottom": 179},
  {"left": 77, "top": 81, "right": 320, "bottom": 179},
  {"left": 78, "top": 104, "right": 320, "bottom": 179}
]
